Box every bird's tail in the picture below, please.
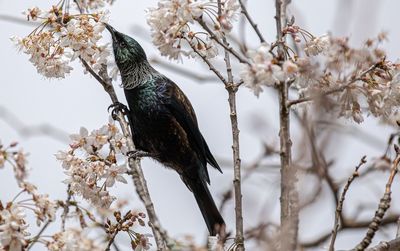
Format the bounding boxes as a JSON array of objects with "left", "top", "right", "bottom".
[{"left": 189, "top": 180, "right": 225, "bottom": 236}]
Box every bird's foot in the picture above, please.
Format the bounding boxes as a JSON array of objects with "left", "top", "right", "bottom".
[
  {"left": 127, "top": 150, "right": 155, "bottom": 159},
  {"left": 108, "top": 102, "right": 129, "bottom": 120}
]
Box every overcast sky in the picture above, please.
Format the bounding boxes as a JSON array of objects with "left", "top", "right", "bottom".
[{"left": 1, "top": 0, "right": 400, "bottom": 250}]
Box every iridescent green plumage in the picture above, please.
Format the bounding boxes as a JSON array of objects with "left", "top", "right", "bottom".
[{"left": 106, "top": 24, "right": 225, "bottom": 235}]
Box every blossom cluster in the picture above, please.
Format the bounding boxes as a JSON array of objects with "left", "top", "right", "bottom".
[
  {"left": 147, "top": 0, "right": 240, "bottom": 60},
  {"left": 75, "top": 0, "right": 115, "bottom": 12},
  {"left": 0, "top": 141, "right": 29, "bottom": 185},
  {"left": 240, "top": 43, "right": 299, "bottom": 96},
  {"left": 46, "top": 229, "right": 105, "bottom": 251},
  {"left": 0, "top": 203, "right": 30, "bottom": 251},
  {"left": 0, "top": 183, "right": 58, "bottom": 250},
  {"left": 105, "top": 210, "right": 151, "bottom": 250},
  {"left": 56, "top": 119, "right": 129, "bottom": 209},
  {"left": 0, "top": 141, "right": 57, "bottom": 250},
  {"left": 240, "top": 26, "right": 400, "bottom": 123},
  {"left": 296, "top": 34, "right": 400, "bottom": 123},
  {"left": 1, "top": 135, "right": 152, "bottom": 250},
  {"left": 12, "top": 2, "right": 114, "bottom": 79}
]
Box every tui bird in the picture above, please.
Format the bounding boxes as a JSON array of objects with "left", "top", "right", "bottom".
[{"left": 105, "top": 24, "right": 225, "bottom": 236}]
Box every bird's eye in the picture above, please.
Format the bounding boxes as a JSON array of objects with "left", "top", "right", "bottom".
[{"left": 120, "top": 41, "right": 126, "bottom": 48}]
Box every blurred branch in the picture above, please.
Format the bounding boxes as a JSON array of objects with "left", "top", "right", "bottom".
[
  {"left": 301, "top": 215, "right": 399, "bottom": 248},
  {"left": 328, "top": 156, "right": 367, "bottom": 251},
  {"left": 354, "top": 148, "right": 400, "bottom": 250},
  {"left": 0, "top": 105, "right": 69, "bottom": 143},
  {"left": 149, "top": 57, "right": 218, "bottom": 83},
  {"left": 0, "top": 14, "right": 39, "bottom": 26},
  {"left": 365, "top": 237, "right": 400, "bottom": 251},
  {"left": 26, "top": 220, "right": 51, "bottom": 250},
  {"left": 316, "top": 120, "right": 386, "bottom": 150},
  {"left": 293, "top": 92, "right": 400, "bottom": 250}
]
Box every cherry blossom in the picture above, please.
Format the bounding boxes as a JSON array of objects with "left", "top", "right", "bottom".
[
  {"left": 0, "top": 204, "right": 30, "bottom": 250},
  {"left": 11, "top": 5, "right": 111, "bottom": 79},
  {"left": 47, "top": 229, "right": 105, "bottom": 251},
  {"left": 147, "top": 0, "right": 240, "bottom": 60},
  {"left": 56, "top": 122, "right": 129, "bottom": 208},
  {"left": 240, "top": 43, "right": 285, "bottom": 96}
]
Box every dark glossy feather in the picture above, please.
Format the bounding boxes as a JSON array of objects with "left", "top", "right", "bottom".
[{"left": 107, "top": 24, "right": 225, "bottom": 235}]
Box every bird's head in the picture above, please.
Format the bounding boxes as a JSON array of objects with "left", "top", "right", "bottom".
[{"left": 104, "top": 23, "right": 147, "bottom": 71}]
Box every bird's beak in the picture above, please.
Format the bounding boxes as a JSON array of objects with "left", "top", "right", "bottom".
[{"left": 104, "top": 23, "right": 117, "bottom": 41}]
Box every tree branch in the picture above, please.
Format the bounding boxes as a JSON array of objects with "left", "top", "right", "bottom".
[
  {"left": 215, "top": 1, "right": 244, "bottom": 249},
  {"left": 354, "top": 148, "right": 400, "bottom": 250},
  {"left": 328, "top": 156, "right": 367, "bottom": 251},
  {"left": 0, "top": 105, "right": 69, "bottom": 143},
  {"left": 365, "top": 237, "right": 400, "bottom": 251},
  {"left": 275, "top": 0, "right": 298, "bottom": 250}
]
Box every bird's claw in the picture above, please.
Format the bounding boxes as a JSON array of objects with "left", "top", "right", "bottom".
[
  {"left": 108, "top": 102, "right": 129, "bottom": 120},
  {"left": 127, "top": 150, "right": 154, "bottom": 159}
]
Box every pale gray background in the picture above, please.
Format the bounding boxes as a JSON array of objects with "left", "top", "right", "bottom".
[{"left": 1, "top": 0, "right": 400, "bottom": 250}]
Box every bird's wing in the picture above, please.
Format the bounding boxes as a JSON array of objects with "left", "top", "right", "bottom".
[
  {"left": 201, "top": 134, "right": 221, "bottom": 172},
  {"left": 157, "top": 78, "right": 222, "bottom": 174}
]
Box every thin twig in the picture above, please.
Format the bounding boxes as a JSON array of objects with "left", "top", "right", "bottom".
[
  {"left": 301, "top": 215, "right": 399, "bottom": 248},
  {"left": 328, "top": 156, "right": 367, "bottom": 251},
  {"left": 354, "top": 147, "right": 400, "bottom": 251},
  {"left": 186, "top": 39, "right": 228, "bottom": 85},
  {"left": 26, "top": 220, "right": 51, "bottom": 250},
  {"left": 396, "top": 217, "right": 400, "bottom": 238},
  {"left": 216, "top": 1, "right": 244, "bottom": 249},
  {"left": 238, "top": 0, "right": 266, "bottom": 43},
  {"left": 61, "top": 185, "right": 73, "bottom": 231},
  {"left": 196, "top": 18, "right": 250, "bottom": 64},
  {"left": 112, "top": 242, "right": 121, "bottom": 251},
  {"left": 0, "top": 14, "right": 39, "bottom": 26},
  {"left": 105, "top": 231, "right": 119, "bottom": 251}
]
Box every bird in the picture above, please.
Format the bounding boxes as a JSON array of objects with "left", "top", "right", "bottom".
[{"left": 104, "top": 23, "right": 225, "bottom": 236}]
